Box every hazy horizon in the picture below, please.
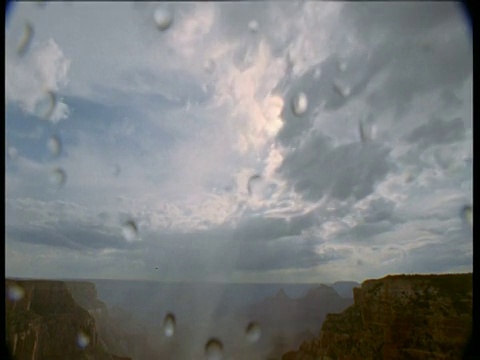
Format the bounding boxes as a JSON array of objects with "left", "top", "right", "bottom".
[{"left": 5, "top": 271, "right": 471, "bottom": 285}]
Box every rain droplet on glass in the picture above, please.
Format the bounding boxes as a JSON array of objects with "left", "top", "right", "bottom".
[
  {"left": 205, "top": 338, "right": 223, "bottom": 360},
  {"left": 462, "top": 205, "right": 472, "bottom": 226},
  {"left": 47, "top": 135, "right": 62, "bottom": 156},
  {"left": 34, "top": 91, "right": 56, "bottom": 120},
  {"left": 154, "top": 6, "right": 173, "bottom": 31},
  {"left": 359, "top": 120, "right": 375, "bottom": 143},
  {"left": 245, "top": 322, "right": 261, "bottom": 343},
  {"left": 163, "top": 313, "right": 176, "bottom": 337},
  {"left": 313, "top": 68, "right": 321, "bottom": 79},
  {"left": 76, "top": 331, "right": 90, "bottom": 349},
  {"left": 17, "top": 22, "right": 34, "bottom": 57},
  {"left": 333, "top": 81, "right": 351, "bottom": 98},
  {"left": 7, "top": 284, "right": 25, "bottom": 301},
  {"left": 7, "top": 146, "right": 19, "bottom": 160},
  {"left": 122, "top": 220, "right": 138, "bottom": 242},
  {"left": 49, "top": 167, "right": 67, "bottom": 189},
  {"left": 291, "top": 92, "right": 308, "bottom": 116},
  {"left": 247, "top": 174, "right": 262, "bottom": 197},
  {"left": 248, "top": 20, "right": 258, "bottom": 32}
]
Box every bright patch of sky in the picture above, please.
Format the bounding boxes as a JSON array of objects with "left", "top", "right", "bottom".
[{"left": 5, "top": 2, "right": 472, "bottom": 283}]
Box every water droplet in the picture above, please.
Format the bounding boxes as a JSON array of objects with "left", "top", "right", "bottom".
[
  {"left": 7, "top": 284, "right": 25, "bottom": 301},
  {"left": 313, "top": 68, "right": 321, "bottom": 79},
  {"left": 76, "top": 331, "right": 90, "bottom": 349},
  {"left": 247, "top": 174, "right": 262, "bottom": 196},
  {"left": 49, "top": 167, "right": 67, "bottom": 189},
  {"left": 204, "top": 58, "right": 216, "bottom": 74},
  {"left": 291, "top": 92, "right": 308, "bottom": 116},
  {"left": 245, "top": 322, "right": 261, "bottom": 343},
  {"left": 163, "top": 313, "right": 176, "bottom": 337},
  {"left": 333, "top": 81, "right": 351, "bottom": 97},
  {"left": 122, "top": 220, "right": 138, "bottom": 242},
  {"left": 338, "top": 59, "right": 347, "bottom": 72},
  {"left": 47, "top": 135, "right": 62, "bottom": 156},
  {"left": 154, "top": 6, "right": 173, "bottom": 31},
  {"left": 358, "top": 120, "right": 376, "bottom": 143},
  {"left": 462, "top": 205, "right": 472, "bottom": 226},
  {"left": 248, "top": 20, "right": 258, "bottom": 32},
  {"left": 112, "top": 164, "right": 121, "bottom": 177},
  {"left": 17, "top": 22, "right": 34, "bottom": 57},
  {"left": 7, "top": 146, "right": 19, "bottom": 160},
  {"left": 34, "top": 91, "right": 56, "bottom": 120},
  {"left": 205, "top": 338, "right": 223, "bottom": 360}
]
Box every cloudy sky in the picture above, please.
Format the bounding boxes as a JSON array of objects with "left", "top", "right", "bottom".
[{"left": 5, "top": 2, "right": 472, "bottom": 283}]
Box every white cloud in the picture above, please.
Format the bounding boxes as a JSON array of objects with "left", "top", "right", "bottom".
[{"left": 6, "top": 38, "right": 71, "bottom": 122}]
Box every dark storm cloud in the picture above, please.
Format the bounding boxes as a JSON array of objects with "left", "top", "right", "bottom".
[
  {"left": 405, "top": 117, "right": 465, "bottom": 149},
  {"left": 275, "top": 1, "right": 471, "bottom": 206},
  {"left": 228, "top": 211, "right": 336, "bottom": 272},
  {"left": 216, "top": 1, "right": 301, "bottom": 57},
  {"left": 216, "top": 1, "right": 273, "bottom": 38},
  {"left": 440, "top": 89, "right": 464, "bottom": 110},
  {"left": 233, "top": 211, "right": 316, "bottom": 242},
  {"left": 275, "top": 2, "right": 471, "bottom": 147},
  {"left": 139, "top": 211, "right": 323, "bottom": 274},
  {"left": 234, "top": 236, "right": 333, "bottom": 271},
  {"left": 276, "top": 51, "right": 390, "bottom": 146},
  {"left": 6, "top": 222, "right": 136, "bottom": 251},
  {"left": 341, "top": 2, "right": 464, "bottom": 40},
  {"left": 278, "top": 131, "right": 393, "bottom": 201},
  {"left": 405, "top": 242, "right": 472, "bottom": 274},
  {"left": 364, "top": 198, "right": 396, "bottom": 223},
  {"left": 336, "top": 221, "right": 393, "bottom": 243},
  {"left": 322, "top": 2, "right": 473, "bottom": 118}
]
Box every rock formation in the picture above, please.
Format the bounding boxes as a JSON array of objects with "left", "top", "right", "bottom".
[
  {"left": 249, "top": 285, "right": 353, "bottom": 331},
  {"left": 5, "top": 279, "right": 131, "bottom": 360},
  {"left": 67, "top": 281, "right": 158, "bottom": 360},
  {"left": 247, "top": 284, "right": 354, "bottom": 359},
  {"left": 282, "top": 273, "right": 473, "bottom": 360}
]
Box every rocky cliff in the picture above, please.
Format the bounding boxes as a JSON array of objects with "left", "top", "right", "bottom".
[
  {"left": 65, "top": 282, "right": 109, "bottom": 317},
  {"left": 5, "top": 279, "right": 131, "bottom": 360},
  {"left": 249, "top": 285, "right": 353, "bottom": 331},
  {"left": 66, "top": 281, "right": 159, "bottom": 360},
  {"left": 282, "top": 273, "right": 472, "bottom": 360},
  {"left": 247, "top": 285, "right": 354, "bottom": 359}
]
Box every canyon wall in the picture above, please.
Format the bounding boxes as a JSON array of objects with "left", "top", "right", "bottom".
[
  {"left": 5, "top": 279, "right": 131, "bottom": 360},
  {"left": 282, "top": 273, "right": 473, "bottom": 360}
]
